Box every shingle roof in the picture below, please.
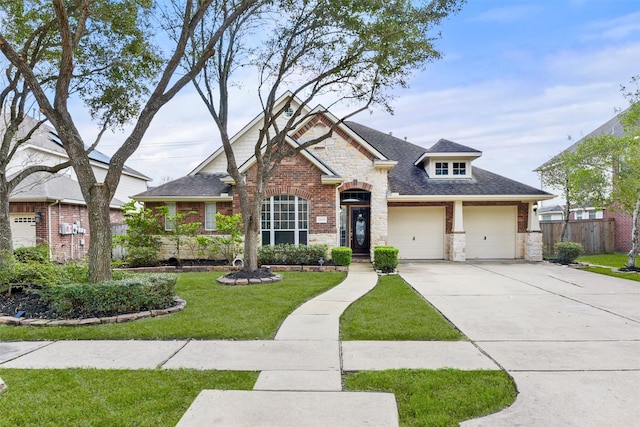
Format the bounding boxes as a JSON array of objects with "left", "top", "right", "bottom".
[
  {"left": 7, "top": 115, "right": 151, "bottom": 181},
  {"left": 427, "top": 138, "right": 481, "bottom": 154},
  {"left": 10, "top": 172, "right": 125, "bottom": 207},
  {"left": 134, "top": 173, "right": 232, "bottom": 198},
  {"left": 345, "top": 121, "right": 550, "bottom": 197}
]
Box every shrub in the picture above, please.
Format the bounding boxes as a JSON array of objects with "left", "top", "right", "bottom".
[
  {"left": 374, "top": 246, "right": 399, "bottom": 271},
  {"left": 42, "top": 274, "right": 177, "bottom": 317},
  {"left": 13, "top": 245, "right": 49, "bottom": 263},
  {"left": 554, "top": 241, "right": 584, "bottom": 264},
  {"left": 113, "top": 201, "right": 164, "bottom": 267},
  {"left": 331, "top": 247, "right": 352, "bottom": 266},
  {"left": 209, "top": 213, "right": 244, "bottom": 264},
  {"left": 127, "top": 246, "right": 160, "bottom": 268},
  {"left": 1, "top": 261, "right": 69, "bottom": 286},
  {"left": 258, "top": 244, "right": 328, "bottom": 265}
]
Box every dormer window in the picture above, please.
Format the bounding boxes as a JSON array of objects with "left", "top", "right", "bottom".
[
  {"left": 452, "top": 162, "right": 466, "bottom": 175},
  {"left": 435, "top": 162, "right": 449, "bottom": 176}
]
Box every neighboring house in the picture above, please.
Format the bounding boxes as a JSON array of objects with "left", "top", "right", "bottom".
[
  {"left": 536, "top": 110, "right": 636, "bottom": 253},
  {"left": 5, "top": 116, "right": 151, "bottom": 260},
  {"left": 134, "top": 96, "right": 553, "bottom": 262},
  {"left": 538, "top": 205, "right": 605, "bottom": 222}
]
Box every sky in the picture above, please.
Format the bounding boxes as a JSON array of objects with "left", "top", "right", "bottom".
[{"left": 82, "top": 0, "right": 640, "bottom": 204}]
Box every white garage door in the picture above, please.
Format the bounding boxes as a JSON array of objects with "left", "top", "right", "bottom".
[
  {"left": 388, "top": 206, "right": 445, "bottom": 259},
  {"left": 10, "top": 214, "right": 37, "bottom": 249},
  {"left": 464, "top": 206, "right": 516, "bottom": 259}
]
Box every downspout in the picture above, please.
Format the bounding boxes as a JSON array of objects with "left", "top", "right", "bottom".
[{"left": 47, "top": 200, "right": 59, "bottom": 260}]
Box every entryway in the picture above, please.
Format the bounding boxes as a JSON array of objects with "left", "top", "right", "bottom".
[{"left": 340, "top": 191, "right": 371, "bottom": 257}]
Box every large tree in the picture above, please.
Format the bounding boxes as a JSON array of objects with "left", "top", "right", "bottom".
[
  {"left": 0, "top": 3, "right": 74, "bottom": 254},
  {"left": 571, "top": 77, "right": 640, "bottom": 267},
  {"left": 187, "top": 0, "right": 465, "bottom": 271},
  {"left": 0, "top": 0, "right": 259, "bottom": 282},
  {"left": 536, "top": 148, "right": 588, "bottom": 242}
]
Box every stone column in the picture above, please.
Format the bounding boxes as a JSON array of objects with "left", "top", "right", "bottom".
[{"left": 450, "top": 201, "right": 466, "bottom": 261}]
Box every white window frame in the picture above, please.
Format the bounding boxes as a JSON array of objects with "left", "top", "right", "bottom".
[
  {"left": 435, "top": 161, "right": 449, "bottom": 176},
  {"left": 204, "top": 202, "right": 217, "bottom": 230},
  {"left": 452, "top": 161, "right": 467, "bottom": 176},
  {"left": 165, "top": 202, "right": 176, "bottom": 231},
  {"left": 261, "top": 195, "right": 308, "bottom": 246}
]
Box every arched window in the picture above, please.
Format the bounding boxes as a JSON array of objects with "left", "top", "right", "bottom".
[{"left": 261, "top": 195, "right": 308, "bottom": 245}]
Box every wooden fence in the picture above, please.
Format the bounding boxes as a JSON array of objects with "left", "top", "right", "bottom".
[
  {"left": 540, "top": 219, "right": 615, "bottom": 256},
  {"left": 111, "top": 223, "right": 128, "bottom": 260}
]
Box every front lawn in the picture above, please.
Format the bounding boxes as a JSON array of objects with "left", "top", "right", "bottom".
[
  {"left": 344, "top": 369, "right": 516, "bottom": 427},
  {"left": 0, "top": 271, "right": 345, "bottom": 341},
  {"left": 577, "top": 253, "right": 639, "bottom": 268},
  {"left": 0, "top": 368, "right": 257, "bottom": 427},
  {"left": 340, "top": 275, "right": 464, "bottom": 341}
]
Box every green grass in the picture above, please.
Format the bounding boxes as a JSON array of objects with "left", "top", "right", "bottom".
[
  {"left": 577, "top": 253, "right": 639, "bottom": 268},
  {"left": 344, "top": 369, "right": 516, "bottom": 427},
  {"left": 0, "top": 271, "right": 345, "bottom": 341},
  {"left": 340, "top": 275, "right": 464, "bottom": 341},
  {"left": 584, "top": 267, "right": 640, "bottom": 282},
  {"left": 0, "top": 368, "right": 257, "bottom": 427}
]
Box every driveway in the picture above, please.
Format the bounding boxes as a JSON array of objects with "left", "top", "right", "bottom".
[{"left": 400, "top": 261, "right": 640, "bottom": 427}]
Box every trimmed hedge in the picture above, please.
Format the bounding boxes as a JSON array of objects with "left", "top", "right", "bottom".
[
  {"left": 42, "top": 274, "right": 177, "bottom": 317},
  {"left": 374, "top": 246, "right": 399, "bottom": 271},
  {"left": 258, "top": 244, "right": 328, "bottom": 265},
  {"left": 554, "top": 241, "right": 584, "bottom": 264},
  {"left": 331, "top": 247, "right": 352, "bottom": 266}
]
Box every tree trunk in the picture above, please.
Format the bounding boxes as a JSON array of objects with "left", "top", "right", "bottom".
[
  {"left": 627, "top": 195, "right": 640, "bottom": 268},
  {"left": 0, "top": 182, "right": 13, "bottom": 254},
  {"left": 243, "top": 209, "right": 260, "bottom": 271},
  {"left": 87, "top": 183, "right": 113, "bottom": 283},
  {"left": 560, "top": 204, "right": 570, "bottom": 242}
]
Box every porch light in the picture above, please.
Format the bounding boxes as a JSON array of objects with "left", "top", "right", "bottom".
[
  {"left": 342, "top": 197, "right": 361, "bottom": 203},
  {"left": 533, "top": 202, "right": 538, "bottom": 213}
]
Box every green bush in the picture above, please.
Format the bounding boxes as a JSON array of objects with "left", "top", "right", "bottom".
[
  {"left": 554, "top": 241, "right": 584, "bottom": 264},
  {"left": 374, "top": 246, "right": 399, "bottom": 271},
  {"left": 13, "top": 245, "right": 50, "bottom": 263},
  {"left": 331, "top": 247, "right": 352, "bottom": 266},
  {"left": 1, "top": 261, "right": 69, "bottom": 286},
  {"left": 258, "top": 244, "right": 328, "bottom": 265},
  {"left": 42, "top": 274, "right": 177, "bottom": 317},
  {"left": 127, "top": 246, "right": 160, "bottom": 268}
]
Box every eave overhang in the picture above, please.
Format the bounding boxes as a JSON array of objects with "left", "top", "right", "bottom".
[
  {"left": 374, "top": 160, "right": 398, "bottom": 171},
  {"left": 387, "top": 194, "right": 556, "bottom": 203},
  {"left": 134, "top": 195, "right": 234, "bottom": 203}
]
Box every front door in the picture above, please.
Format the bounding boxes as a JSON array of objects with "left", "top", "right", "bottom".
[{"left": 351, "top": 207, "right": 370, "bottom": 254}]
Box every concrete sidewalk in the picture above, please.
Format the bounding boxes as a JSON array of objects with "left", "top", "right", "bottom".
[{"left": 0, "top": 262, "right": 500, "bottom": 426}]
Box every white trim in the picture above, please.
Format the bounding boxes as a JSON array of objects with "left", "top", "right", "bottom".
[
  {"left": 134, "top": 195, "right": 233, "bottom": 202},
  {"left": 387, "top": 194, "right": 555, "bottom": 202}
]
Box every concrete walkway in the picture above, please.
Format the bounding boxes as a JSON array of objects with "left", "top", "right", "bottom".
[
  {"left": 400, "top": 261, "right": 640, "bottom": 427},
  {"left": 0, "top": 262, "right": 499, "bottom": 427}
]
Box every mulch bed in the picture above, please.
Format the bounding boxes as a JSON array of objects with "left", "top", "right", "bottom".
[{"left": 0, "top": 287, "right": 178, "bottom": 321}]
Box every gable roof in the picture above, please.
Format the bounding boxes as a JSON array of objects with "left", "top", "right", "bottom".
[
  {"left": 8, "top": 115, "right": 151, "bottom": 181},
  {"left": 10, "top": 172, "right": 125, "bottom": 207},
  {"left": 133, "top": 173, "right": 233, "bottom": 201},
  {"left": 345, "top": 121, "right": 551, "bottom": 199}
]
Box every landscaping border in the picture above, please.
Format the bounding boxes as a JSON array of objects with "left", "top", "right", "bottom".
[{"left": 0, "top": 297, "right": 186, "bottom": 327}]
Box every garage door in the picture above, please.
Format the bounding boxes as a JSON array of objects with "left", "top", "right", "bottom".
[
  {"left": 388, "top": 206, "right": 445, "bottom": 259},
  {"left": 10, "top": 214, "right": 37, "bottom": 249},
  {"left": 464, "top": 206, "right": 516, "bottom": 259}
]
